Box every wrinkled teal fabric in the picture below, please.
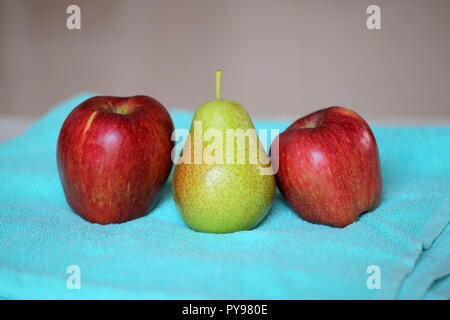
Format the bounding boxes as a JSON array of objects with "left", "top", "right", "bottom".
[
  {"left": 0, "top": 93, "right": 448, "bottom": 299},
  {"left": 398, "top": 224, "right": 450, "bottom": 299}
]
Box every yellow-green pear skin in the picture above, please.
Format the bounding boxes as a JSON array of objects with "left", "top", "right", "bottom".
[{"left": 172, "top": 70, "right": 275, "bottom": 233}]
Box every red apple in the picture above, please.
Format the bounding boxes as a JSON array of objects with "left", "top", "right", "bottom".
[
  {"left": 271, "top": 107, "right": 382, "bottom": 227},
  {"left": 57, "top": 95, "right": 174, "bottom": 224}
]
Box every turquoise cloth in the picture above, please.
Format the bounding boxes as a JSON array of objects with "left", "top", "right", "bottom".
[
  {"left": 0, "top": 93, "right": 449, "bottom": 299},
  {"left": 398, "top": 224, "right": 450, "bottom": 299}
]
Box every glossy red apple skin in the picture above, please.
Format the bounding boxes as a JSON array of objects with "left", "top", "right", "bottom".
[
  {"left": 271, "top": 107, "right": 382, "bottom": 228},
  {"left": 57, "top": 95, "right": 174, "bottom": 224}
]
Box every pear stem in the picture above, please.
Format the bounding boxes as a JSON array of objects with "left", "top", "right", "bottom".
[{"left": 215, "top": 69, "right": 222, "bottom": 100}]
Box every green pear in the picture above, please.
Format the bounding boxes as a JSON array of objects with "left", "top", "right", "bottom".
[{"left": 172, "top": 70, "right": 276, "bottom": 233}]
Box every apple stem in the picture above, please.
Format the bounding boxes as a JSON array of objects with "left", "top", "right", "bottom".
[{"left": 215, "top": 69, "right": 222, "bottom": 100}]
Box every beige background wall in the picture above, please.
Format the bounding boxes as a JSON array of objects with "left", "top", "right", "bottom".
[{"left": 1, "top": 0, "right": 449, "bottom": 126}]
